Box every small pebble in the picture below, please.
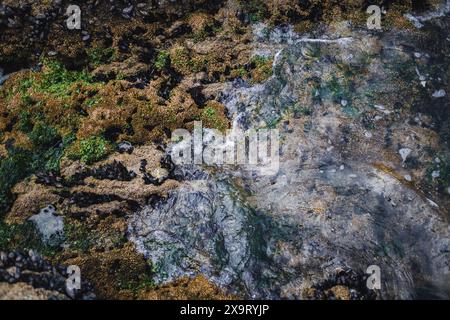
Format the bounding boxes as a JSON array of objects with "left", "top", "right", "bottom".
[
  {"left": 431, "top": 170, "right": 440, "bottom": 179},
  {"left": 432, "top": 89, "right": 446, "bottom": 98}
]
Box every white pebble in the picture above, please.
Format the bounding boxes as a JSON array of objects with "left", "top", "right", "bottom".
[
  {"left": 432, "top": 89, "right": 446, "bottom": 98},
  {"left": 432, "top": 170, "right": 440, "bottom": 179}
]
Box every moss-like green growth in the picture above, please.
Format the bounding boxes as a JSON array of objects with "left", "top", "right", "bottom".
[
  {"left": 0, "top": 148, "right": 33, "bottom": 214},
  {"left": 249, "top": 55, "right": 273, "bottom": 83},
  {"left": 37, "top": 60, "right": 92, "bottom": 97},
  {"left": 200, "top": 101, "right": 229, "bottom": 132},
  {"left": 303, "top": 44, "right": 322, "bottom": 60},
  {"left": 0, "top": 221, "right": 60, "bottom": 256},
  {"left": 68, "top": 135, "right": 110, "bottom": 165},
  {"left": 239, "top": 0, "right": 269, "bottom": 23},
  {"left": 440, "top": 159, "right": 450, "bottom": 189},
  {"left": 170, "top": 47, "right": 208, "bottom": 75},
  {"left": 28, "top": 121, "right": 60, "bottom": 150},
  {"left": 387, "top": 56, "right": 416, "bottom": 83},
  {"left": 171, "top": 47, "right": 192, "bottom": 75},
  {"left": 428, "top": 155, "right": 450, "bottom": 192},
  {"left": 17, "top": 110, "right": 35, "bottom": 134},
  {"left": 64, "top": 221, "right": 93, "bottom": 253},
  {"left": 84, "top": 95, "right": 102, "bottom": 108},
  {"left": 0, "top": 128, "right": 74, "bottom": 215},
  {"left": 155, "top": 51, "right": 170, "bottom": 71},
  {"left": 203, "top": 106, "right": 216, "bottom": 118},
  {"left": 118, "top": 272, "right": 155, "bottom": 293},
  {"left": 233, "top": 67, "right": 248, "bottom": 78},
  {"left": 192, "top": 21, "right": 222, "bottom": 43},
  {"left": 88, "top": 47, "right": 116, "bottom": 68},
  {"left": 266, "top": 115, "right": 282, "bottom": 129},
  {"left": 324, "top": 76, "right": 350, "bottom": 103},
  {"left": 293, "top": 103, "right": 312, "bottom": 116}
]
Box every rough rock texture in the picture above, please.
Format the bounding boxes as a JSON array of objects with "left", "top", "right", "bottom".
[
  {"left": 128, "top": 9, "right": 450, "bottom": 299},
  {"left": 0, "top": 282, "right": 67, "bottom": 300},
  {"left": 0, "top": 250, "right": 95, "bottom": 300},
  {"left": 0, "top": 0, "right": 449, "bottom": 300}
]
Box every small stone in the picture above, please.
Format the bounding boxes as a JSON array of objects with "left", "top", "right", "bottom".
[
  {"left": 117, "top": 141, "right": 134, "bottom": 154},
  {"left": 404, "top": 175, "right": 412, "bottom": 182},
  {"left": 123, "top": 5, "right": 134, "bottom": 15},
  {"left": 28, "top": 205, "right": 64, "bottom": 246},
  {"left": 431, "top": 170, "right": 440, "bottom": 180},
  {"left": 432, "top": 89, "right": 446, "bottom": 98},
  {"left": 341, "top": 100, "right": 348, "bottom": 107}
]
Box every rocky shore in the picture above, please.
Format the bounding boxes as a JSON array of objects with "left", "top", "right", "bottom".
[{"left": 0, "top": 0, "right": 449, "bottom": 299}]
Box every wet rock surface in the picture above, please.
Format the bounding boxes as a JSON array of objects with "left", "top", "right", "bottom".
[
  {"left": 128, "top": 8, "right": 450, "bottom": 300},
  {"left": 0, "top": 0, "right": 449, "bottom": 300}
]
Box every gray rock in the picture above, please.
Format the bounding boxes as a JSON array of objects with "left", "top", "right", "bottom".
[
  {"left": 28, "top": 205, "right": 64, "bottom": 246},
  {"left": 129, "top": 22, "right": 450, "bottom": 299},
  {"left": 117, "top": 141, "right": 134, "bottom": 154},
  {"left": 432, "top": 89, "right": 446, "bottom": 98}
]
